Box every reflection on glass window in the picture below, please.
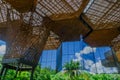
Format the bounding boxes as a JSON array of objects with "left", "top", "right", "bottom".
[
  {"left": 40, "top": 50, "right": 57, "bottom": 70},
  {"left": 40, "top": 40, "right": 118, "bottom": 73}
]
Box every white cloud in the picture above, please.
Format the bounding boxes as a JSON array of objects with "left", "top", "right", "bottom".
[
  {"left": 90, "top": 60, "right": 103, "bottom": 73},
  {"left": 89, "top": 60, "right": 118, "bottom": 74},
  {"left": 73, "top": 46, "right": 118, "bottom": 74},
  {"left": 0, "top": 45, "right": 6, "bottom": 54},
  {"left": 74, "top": 56, "right": 118, "bottom": 74},
  {"left": 75, "top": 52, "right": 80, "bottom": 57},
  {"left": 80, "top": 46, "right": 96, "bottom": 54},
  {"left": 73, "top": 46, "right": 96, "bottom": 62},
  {"left": 73, "top": 53, "right": 82, "bottom": 62},
  {"left": 73, "top": 57, "right": 82, "bottom": 62},
  {"left": 84, "top": 60, "right": 94, "bottom": 69}
]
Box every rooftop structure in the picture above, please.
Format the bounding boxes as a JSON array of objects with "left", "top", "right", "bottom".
[{"left": 0, "top": 0, "right": 120, "bottom": 79}]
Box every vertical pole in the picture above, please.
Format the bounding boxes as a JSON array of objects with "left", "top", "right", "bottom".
[
  {"left": 14, "top": 63, "right": 20, "bottom": 78},
  {"left": 18, "top": 63, "right": 23, "bottom": 76},
  {"left": 30, "top": 67, "right": 34, "bottom": 80},
  {"left": 2, "top": 68, "right": 8, "bottom": 80},
  {"left": 0, "top": 65, "right": 5, "bottom": 80}
]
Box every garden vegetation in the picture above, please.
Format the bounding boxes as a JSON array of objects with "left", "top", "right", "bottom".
[{"left": 0, "top": 60, "right": 120, "bottom": 80}]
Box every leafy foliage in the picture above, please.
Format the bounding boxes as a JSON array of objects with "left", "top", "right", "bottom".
[
  {"left": 33, "top": 65, "right": 56, "bottom": 80},
  {"left": 63, "top": 60, "right": 81, "bottom": 79},
  {"left": 64, "top": 60, "right": 80, "bottom": 70},
  {"left": 0, "top": 60, "right": 120, "bottom": 80}
]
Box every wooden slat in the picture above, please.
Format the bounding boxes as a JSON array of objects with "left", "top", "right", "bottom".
[
  {"left": 85, "top": 0, "right": 120, "bottom": 30},
  {"left": 49, "top": 0, "right": 89, "bottom": 20},
  {"left": 85, "top": 28, "right": 120, "bottom": 47},
  {"left": 44, "top": 32, "right": 61, "bottom": 50}
]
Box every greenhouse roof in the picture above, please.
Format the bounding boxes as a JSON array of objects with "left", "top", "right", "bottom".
[{"left": 0, "top": 0, "right": 120, "bottom": 49}]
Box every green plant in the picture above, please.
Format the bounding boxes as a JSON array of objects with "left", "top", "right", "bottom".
[
  {"left": 63, "top": 60, "right": 81, "bottom": 78},
  {"left": 1, "top": 60, "right": 120, "bottom": 80},
  {"left": 33, "top": 65, "right": 56, "bottom": 80}
]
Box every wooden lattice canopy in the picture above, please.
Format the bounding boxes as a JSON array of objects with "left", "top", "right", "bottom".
[
  {"left": 0, "top": 0, "right": 119, "bottom": 76},
  {"left": 0, "top": 0, "right": 120, "bottom": 49}
]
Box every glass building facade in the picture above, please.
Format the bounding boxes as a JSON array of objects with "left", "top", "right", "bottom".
[
  {"left": 40, "top": 39, "right": 119, "bottom": 73},
  {"left": 40, "top": 50, "right": 57, "bottom": 70}
]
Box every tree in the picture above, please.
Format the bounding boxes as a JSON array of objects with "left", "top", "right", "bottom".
[
  {"left": 33, "top": 65, "right": 56, "bottom": 80},
  {"left": 63, "top": 60, "right": 81, "bottom": 78}
]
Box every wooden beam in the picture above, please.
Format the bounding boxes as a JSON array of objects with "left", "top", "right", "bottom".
[
  {"left": 49, "top": 0, "right": 89, "bottom": 20},
  {"left": 81, "top": 13, "right": 95, "bottom": 29},
  {"left": 4, "top": 0, "right": 34, "bottom": 13},
  {"left": 0, "top": 20, "right": 21, "bottom": 28},
  {"left": 85, "top": 28, "right": 120, "bottom": 47},
  {"left": 61, "top": 0, "right": 75, "bottom": 11}
]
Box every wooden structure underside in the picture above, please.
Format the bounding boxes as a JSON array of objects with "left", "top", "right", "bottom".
[
  {"left": 0, "top": 0, "right": 120, "bottom": 50},
  {"left": 0, "top": 0, "right": 119, "bottom": 72},
  {"left": 0, "top": 0, "right": 120, "bottom": 49}
]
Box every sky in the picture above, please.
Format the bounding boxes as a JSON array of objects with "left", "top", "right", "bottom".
[
  {"left": 73, "top": 46, "right": 118, "bottom": 73},
  {"left": 40, "top": 39, "right": 118, "bottom": 73},
  {"left": 72, "top": 40, "right": 118, "bottom": 73},
  {"left": 0, "top": 40, "right": 6, "bottom": 55}
]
